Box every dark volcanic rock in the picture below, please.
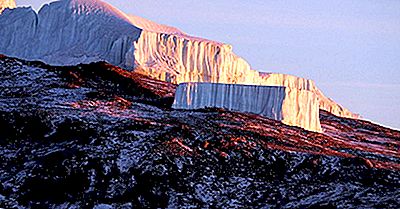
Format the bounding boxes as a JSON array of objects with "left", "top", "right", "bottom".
[{"left": 0, "top": 56, "right": 399, "bottom": 208}]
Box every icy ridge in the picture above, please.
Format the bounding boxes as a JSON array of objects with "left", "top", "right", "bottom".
[{"left": 0, "top": 0, "right": 358, "bottom": 119}]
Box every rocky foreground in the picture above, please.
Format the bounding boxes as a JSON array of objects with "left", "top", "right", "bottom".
[{"left": 0, "top": 56, "right": 399, "bottom": 208}]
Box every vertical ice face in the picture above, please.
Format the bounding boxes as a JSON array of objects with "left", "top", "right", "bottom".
[
  {"left": 131, "top": 30, "right": 358, "bottom": 120},
  {"left": 0, "top": 0, "right": 359, "bottom": 120},
  {"left": 133, "top": 31, "right": 252, "bottom": 84},
  {"left": 173, "top": 83, "right": 322, "bottom": 132},
  {"left": 0, "top": 0, "right": 142, "bottom": 65},
  {"left": 0, "top": 0, "right": 16, "bottom": 13}
]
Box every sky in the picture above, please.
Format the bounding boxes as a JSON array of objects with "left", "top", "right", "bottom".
[{"left": 18, "top": 0, "right": 400, "bottom": 129}]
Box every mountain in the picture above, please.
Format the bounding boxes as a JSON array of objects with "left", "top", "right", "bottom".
[
  {"left": 1, "top": 1, "right": 398, "bottom": 207},
  {"left": 0, "top": 0, "right": 358, "bottom": 120},
  {"left": 0, "top": 55, "right": 399, "bottom": 208}
]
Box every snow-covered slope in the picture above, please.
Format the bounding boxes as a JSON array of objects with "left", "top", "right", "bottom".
[
  {"left": 173, "top": 83, "right": 322, "bottom": 132},
  {"left": 0, "top": 0, "right": 358, "bottom": 120},
  {"left": 0, "top": 0, "right": 15, "bottom": 13}
]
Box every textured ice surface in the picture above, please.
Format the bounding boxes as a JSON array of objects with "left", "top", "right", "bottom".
[
  {"left": 173, "top": 83, "right": 322, "bottom": 132},
  {"left": 0, "top": 0, "right": 15, "bottom": 13},
  {"left": 0, "top": 0, "right": 16, "bottom": 13},
  {"left": 0, "top": 0, "right": 358, "bottom": 119}
]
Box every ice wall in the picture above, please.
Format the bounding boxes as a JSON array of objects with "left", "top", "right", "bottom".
[
  {"left": 133, "top": 31, "right": 252, "bottom": 84},
  {"left": 0, "top": 0, "right": 16, "bottom": 13},
  {"left": 0, "top": 0, "right": 358, "bottom": 120},
  {"left": 0, "top": 0, "right": 142, "bottom": 66},
  {"left": 132, "top": 31, "right": 358, "bottom": 119},
  {"left": 173, "top": 83, "right": 322, "bottom": 132}
]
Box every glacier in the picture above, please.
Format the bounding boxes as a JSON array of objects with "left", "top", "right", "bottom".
[
  {"left": 173, "top": 83, "right": 322, "bottom": 132},
  {"left": 0, "top": 0, "right": 359, "bottom": 122}
]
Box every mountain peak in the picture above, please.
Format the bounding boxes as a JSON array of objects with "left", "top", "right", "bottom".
[
  {"left": 66, "top": 0, "right": 116, "bottom": 10},
  {"left": 63, "top": 0, "right": 184, "bottom": 35},
  {"left": 0, "top": 0, "right": 16, "bottom": 13}
]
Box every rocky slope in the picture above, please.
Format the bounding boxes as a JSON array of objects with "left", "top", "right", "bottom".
[
  {"left": 0, "top": 55, "right": 398, "bottom": 208},
  {"left": 0, "top": 0, "right": 358, "bottom": 120},
  {"left": 173, "top": 83, "right": 322, "bottom": 132}
]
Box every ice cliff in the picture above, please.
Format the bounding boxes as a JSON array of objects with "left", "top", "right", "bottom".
[
  {"left": 173, "top": 83, "right": 322, "bottom": 132},
  {"left": 0, "top": 0, "right": 358, "bottom": 120},
  {"left": 0, "top": 0, "right": 15, "bottom": 13}
]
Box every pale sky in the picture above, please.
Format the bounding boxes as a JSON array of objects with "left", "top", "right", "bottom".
[{"left": 17, "top": 0, "right": 400, "bottom": 129}]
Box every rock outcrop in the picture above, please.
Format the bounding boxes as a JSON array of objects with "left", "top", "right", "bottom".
[
  {"left": 0, "top": 0, "right": 16, "bottom": 13},
  {"left": 0, "top": 0, "right": 358, "bottom": 120},
  {"left": 173, "top": 83, "right": 322, "bottom": 132}
]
